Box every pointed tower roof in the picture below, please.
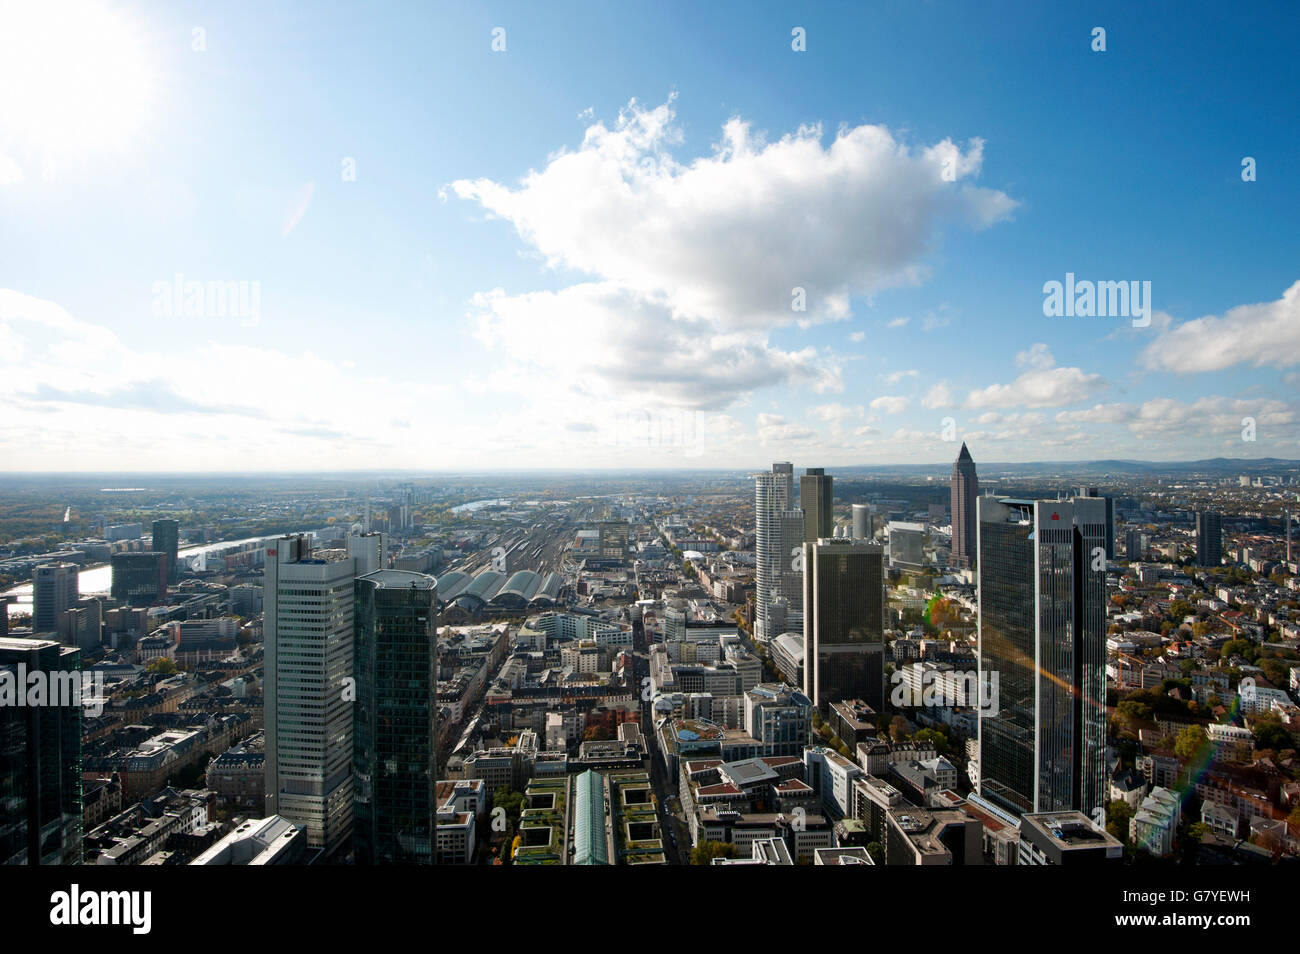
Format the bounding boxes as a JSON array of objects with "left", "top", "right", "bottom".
[{"left": 956, "top": 442, "right": 973, "bottom": 463}]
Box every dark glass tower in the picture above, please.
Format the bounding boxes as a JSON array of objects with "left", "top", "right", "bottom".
[
  {"left": 0, "top": 637, "right": 83, "bottom": 865},
  {"left": 950, "top": 443, "right": 979, "bottom": 569},
  {"left": 802, "top": 539, "right": 885, "bottom": 710},
  {"left": 800, "top": 468, "right": 834, "bottom": 544},
  {"left": 151, "top": 518, "right": 180, "bottom": 583},
  {"left": 353, "top": 570, "right": 438, "bottom": 865},
  {"left": 1196, "top": 511, "right": 1222, "bottom": 567},
  {"left": 976, "top": 498, "right": 1107, "bottom": 821},
  {"left": 109, "top": 551, "right": 167, "bottom": 605}
]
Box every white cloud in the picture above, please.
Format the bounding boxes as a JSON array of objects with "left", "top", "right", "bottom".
[
  {"left": 451, "top": 97, "right": 1018, "bottom": 332},
  {"left": 883, "top": 369, "right": 919, "bottom": 385},
  {"left": 1140, "top": 280, "right": 1300, "bottom": 373},
  {"left": 921, "top": 381, "right": 956, "bottom": 409},
  {"left": 965, "top": 347, "right": 1105, "bottom": 410},
  {"left": 869, "top": 395, "right": 909, "bottom": 415},
  {"left": 887, "top": 316, "right": 911, "bottom": 328}
]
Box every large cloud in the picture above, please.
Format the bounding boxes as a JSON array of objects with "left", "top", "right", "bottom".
[
  {"left": 1140, "top": 280, "right": 1300, "bottom": 373},
  {"left": 452, "top": 97, "right": 1018, "bottom": 331}
]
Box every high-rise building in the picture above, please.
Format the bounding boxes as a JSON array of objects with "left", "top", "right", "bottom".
[
  {"left": 353, "top": 569, "right": 438, "bottom": 865},
  {"left": 950, "top": 443, "right": 979, "bottom": 569},
  {"left": 887, "top": 522, "right": 926, "bottom": 569},
  {"left": 33, "top": 562, "right": 79, "bottom": 634},
  {"left": 800, "top": 468, "right": 834, "bottom": 544},
  {"left": 151, "top": 518, "right": 180, "bottom": 583},
  {"left": 802, "top": 539, "right": 885, "bottom": 710},
  {"left": 977, "top": 497, "right": 1108, "bottom": 821},
  {"left": 264, "top": 535, "right": 358, "bottom": 854},
  {"left": 348, "top": 531, "right": 387, "bottom": 575},
  {"left": 1077, "top": 488, "right": 1115, "bottom": 559},
  {"left": 851, "top": 503, "right": 872, "bottom": 541},
  {"left": 1124, "top": 528, "right": 1145, "bottom": 562},
  {"left": 110, "top": 552, "right": 167, "bottom": 606},
  {"left": 0, "top": 637, "right": 83, "bottom": 865},
  {"left": 1196, "top": 511, "right": 1222, "bottom": 567},
  {"left": 755, "top": 463, "right": 803, "bottom": 639}
]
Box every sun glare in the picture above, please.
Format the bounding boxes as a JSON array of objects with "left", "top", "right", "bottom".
[{"left": 0, "top": 0, "right": 158, "bottom": 164}]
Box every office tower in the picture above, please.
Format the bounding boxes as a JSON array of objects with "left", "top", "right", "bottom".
[
  {"left": 0, "top": 637, "right": 83, "bottom": 865},
  {"left": 887, "top": 522, "right": 926, "bottom": 569},
  {"left": 1124, "top": 528, "right": 1145, "bottom": 562},
  {"left": 950, "top": 443, "right": 979, "bottom": 569},
  {"left": 33, "top": 562, "right": 79, "bottom": 634},
  {"left": 755, "top": 463, "right": 803, "bottom": 639},
  {"left": 1077, "top": 487, "right": 1115, "bottom": 558},
  {"left": 1196, "top": 511, "right": 1222, "bottom": 567},
  {"left": 800, "top": 468, "right": 834, "bottom": 544},
  {"left": 851, "top": 504, "right": 871, "bottom": 541},
  {"left": 151, "top": 518, "right": 180, "bottom": 583},
  {"left": 348, "top": 531, "right": 387, "bottom": 574},
  {"left": 109, "top": 551, "right": 167, "bottom": 606},
  {"left": 57, "top": 598, "right": 103, "bottom": 653},
  {"left": 802, "top": 539, "right": 885, "bottom": 710},
  {"left": 264, "top": 535, "right": 357, "bottom": 854},
  {"left": 0, "top": 596, "right": 12, "bottom": 637},
  {"left": 353, "top": 570, "right": 438, "bottom": 865},
  {"left": 977, "top": 497, "right": 1108, "bottom": 821}
]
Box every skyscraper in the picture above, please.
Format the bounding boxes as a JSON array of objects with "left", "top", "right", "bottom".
[
  {"left": 151, "top": 518, "right": 180, "bottom": 583},
  {"left": 1077, "top": 487, "right": 1115, "bottom": 559},
  {"left": 851, "top": 503, "right": 871, "bottom": 541},
  {"left": 264, "top": 535, "right": 358, "bottom": 854},
  {"left": 0, "top": 637, "right": 83, "bottom": 865},
  {"left": 110, "top": 551, "right": 167, "bottom": 606},
  {"left": 1125, "top": 528, "right": 1145, "bottom": 562},
  {"left": 32, "top": 562, "right": 79, "bottom": 634},
  {"left": 755, "top": 463, "right": 803, "bottom": 639},
  {"left": 802, "top": 538, "right": 885, "bottom": 710},
  {"left": 976, "top": 497, "right": 1107, "bottom": 821},
  {"left": 353, "top": 569, "right": 438, "bottom": 865},
  {"left": 950, "top": 443, "right": 979, "bottom": 569},
  {"left": 1196, "top": 511, "right": 1222, "bottom": 567},
  {"left": 800, "top": 468, "right": 834, "bottom": 544}
]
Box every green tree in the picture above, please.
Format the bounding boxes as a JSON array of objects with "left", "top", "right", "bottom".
[
  {"left": 1173, "top": 724, "right": 1205, "bottom": 761},
  {"left": 690, "top": 840, "right": 738, "bottom": 865}
]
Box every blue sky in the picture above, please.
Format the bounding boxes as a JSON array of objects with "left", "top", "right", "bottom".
[{"left": 0, "top": 0, "right": 1297, "bottom": 470}]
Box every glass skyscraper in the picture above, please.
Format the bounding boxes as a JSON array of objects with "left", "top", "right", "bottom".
[
  {"left": 0, "top": 637, "right": 83, "bottom": 865},
  {"left": 151, "top": 518, "right": 180, "bottom": 583},
  {"left": 802, "top": 538, "right": 885, "bottom": 710},
  {"left": 976, "top": 497, "right": 1108, "bottom": 821},
  {"left": 353, "top": 569, "right": 438, "bottom": 865}
]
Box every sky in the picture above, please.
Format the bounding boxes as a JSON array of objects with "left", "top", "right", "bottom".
[{"left": 0, "top": 0, "right": 1298, "bottom": 472}]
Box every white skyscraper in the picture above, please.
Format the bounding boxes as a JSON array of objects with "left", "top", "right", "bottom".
[
  {"left": 33, "top": 562, "right": 79, "bottom": 634},
  {"left": 755, "top": 463, "right": 803, "bottom": 639},
  {"left": 263, "top": 535, "right": 359, "bottom": 854},
  {"left": 348, "top": 530, "right": 387, "bottom": 574}
]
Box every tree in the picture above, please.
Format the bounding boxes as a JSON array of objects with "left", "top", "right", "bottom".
[
  {"left": 1105, "top": 800, "right": 1134, "bottom": 844},
  {"left": 493, "top": 788, "right": 524, "bottom": 825},
  {"left": 1173, "top": 724, "right": 1204, "bottom": 761},
  {"left": 1253, "top": 720, "right": 1294, "bottom": 753},
  {"left": 147, "top": 657, "right": 177, "bottom": 675},
  {"left": 865, "top": 842, "right": 884, "bottom": 864},
  {"left": 889, "top": 715, "right": 911, "bottom": 743},
  {"left": 690, "top": 840, "right": 738, "bottom": 865}
]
